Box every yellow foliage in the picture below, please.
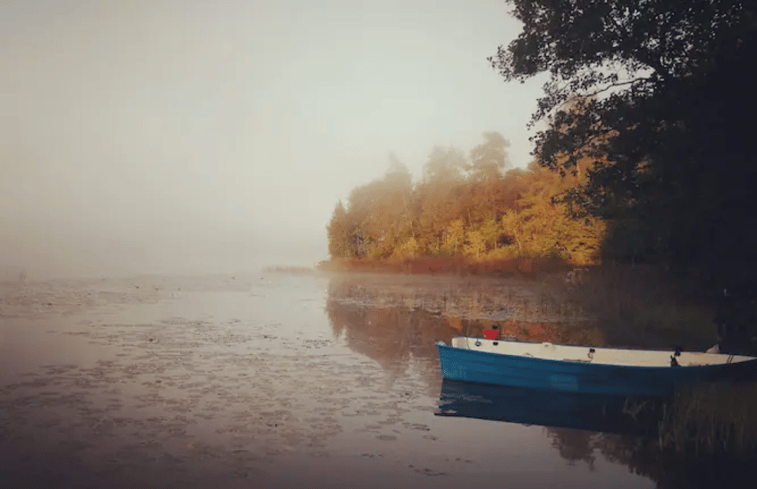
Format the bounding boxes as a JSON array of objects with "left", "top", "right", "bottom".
[
  {"left": 463, "top": 229, "right": 486, "bottom": 258},
  {"left": 326, "top": 134, "right": 606, "bottom": 265},
  {"left": 393, "top": 236, "right": 420, "bottom": 259},
  {"left": 498, "top": 164, "right": 605, "bottom": 264},
  {"left": 443, "top": 219, "right": 465, "bottom": 254}
]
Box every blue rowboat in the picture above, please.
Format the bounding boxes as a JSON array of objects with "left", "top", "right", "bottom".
[
  {"left": 436, "top": 337, "right": 757, "bottom": 397},
  {"left": 437, "top": 379, "right": 658, "bottom": 435}
]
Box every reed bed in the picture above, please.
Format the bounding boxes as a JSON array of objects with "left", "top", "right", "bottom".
[
  {"left": 658, "top": 382, "right": 757, "bottom": 457},
  {"left": 567, "top": 263, "right": 718, "bottom": 350}
]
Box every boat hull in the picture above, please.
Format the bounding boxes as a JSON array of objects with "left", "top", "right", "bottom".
[
  {"left": 437, "top": 379, "right": 657, "bottom": 435},
  {"left": 437, "top": 341, "right": 757, "bottom": 397}
]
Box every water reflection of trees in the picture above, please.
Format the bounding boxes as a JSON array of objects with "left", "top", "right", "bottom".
[
  {"left": 326, "top": 299, "right": 457, "bottom": 395},
  {"left": 325, "top": 276, "right": 601, "bottom": 393},
  {"left": 326, "top": 274, "right": 605, "bottom": 405},
  {"left": 546, "top": 428, "right": 597, "bottom": 470},
  {"left": 546, "top": 425, "right": 757, "bottom": 488},
  {"left": 547, "top": 384, "right": 757, "bottom": 487},
  {"left": 328, "top": 276, "right": 757, "bottom": 486},
  {"left": 438, "top": 378, "right": 756, "bottom": 487},
  {"left": 326, "top": 274, "right": 605, "bottom": 347}
]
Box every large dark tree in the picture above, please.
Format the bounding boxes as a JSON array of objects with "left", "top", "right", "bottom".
[{"left": 490, "top": 0, "right": 757, "bottom": 346}]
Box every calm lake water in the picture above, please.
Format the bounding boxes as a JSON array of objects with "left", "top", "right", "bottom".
[{"left": 0, "top": 272, "right": 750, "bottom": 488}]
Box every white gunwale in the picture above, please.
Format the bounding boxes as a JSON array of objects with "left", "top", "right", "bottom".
[{"left": 447, "top": 337, "right": 756, "bottom": 368}]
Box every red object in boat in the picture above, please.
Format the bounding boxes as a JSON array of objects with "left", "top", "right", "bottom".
[{"left": 483, "top": 329, "right": 499, "bottom": 340}]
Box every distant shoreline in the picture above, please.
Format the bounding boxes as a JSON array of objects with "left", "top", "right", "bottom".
[{"left": 316, "top": 256, "right": 582, "bottom": 279}]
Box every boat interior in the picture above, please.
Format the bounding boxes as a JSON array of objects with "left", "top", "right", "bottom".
[{"left": 449, "top": 336, "right": 755, "bottom": 368}]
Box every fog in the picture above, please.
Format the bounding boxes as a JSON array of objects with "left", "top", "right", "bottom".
[{"left": 1, "top": 0, "right": 543, "bottom": 279}]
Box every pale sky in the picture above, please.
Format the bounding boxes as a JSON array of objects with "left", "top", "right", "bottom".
[{"left": 0, "top": 0, "right": 545, "bottom": 278}]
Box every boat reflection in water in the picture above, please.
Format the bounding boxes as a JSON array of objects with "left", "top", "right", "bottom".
[{"left": 437, "top": 379, "right": 660, "bottom": 436}]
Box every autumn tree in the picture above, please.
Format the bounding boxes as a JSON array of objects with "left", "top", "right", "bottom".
[
  {"left": 327, "top": 155, "right": 416, "bottom": 259},
  {"left": 464, "top": 132, "right": 512, "bottom": 225},
  {"left": 326, "top": 200, "right": 351, "bottom": 258},
  {"left": 383, "top": 156, "right": 418, "bottom": 259},
  {"left": 417, "top": 146, "right": 468, "bottom": 254},
  {"left": 463, "top": 229, "right": 485, "bottom": 258},
  {"left": 443, "top": 219, "right": 465, "bottom": 255},
  {"left": 500, "top": 162, "right": 605, "bottom": 264},
  {"left": 422, "top": 145, "right": 469, "bottom": 183},
  {"left": 469, "top": 131, "right": 510, "bottom": 184}
]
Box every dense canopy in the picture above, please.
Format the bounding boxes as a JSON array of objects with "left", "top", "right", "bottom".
[
  {"left": 489, "top": 0, "right": 757, "bottom": 343},
  {"left": 327, "top": 133, "right": 605, "bottom": 266}
]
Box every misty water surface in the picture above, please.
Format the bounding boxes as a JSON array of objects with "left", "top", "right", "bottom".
[{"left": 0, "top": 272, "right": 679, "bottom": 488}]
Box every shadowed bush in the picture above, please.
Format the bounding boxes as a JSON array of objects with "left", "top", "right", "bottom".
[{"left": 567, "top": 263, "right": 718, "bottom": 350}]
